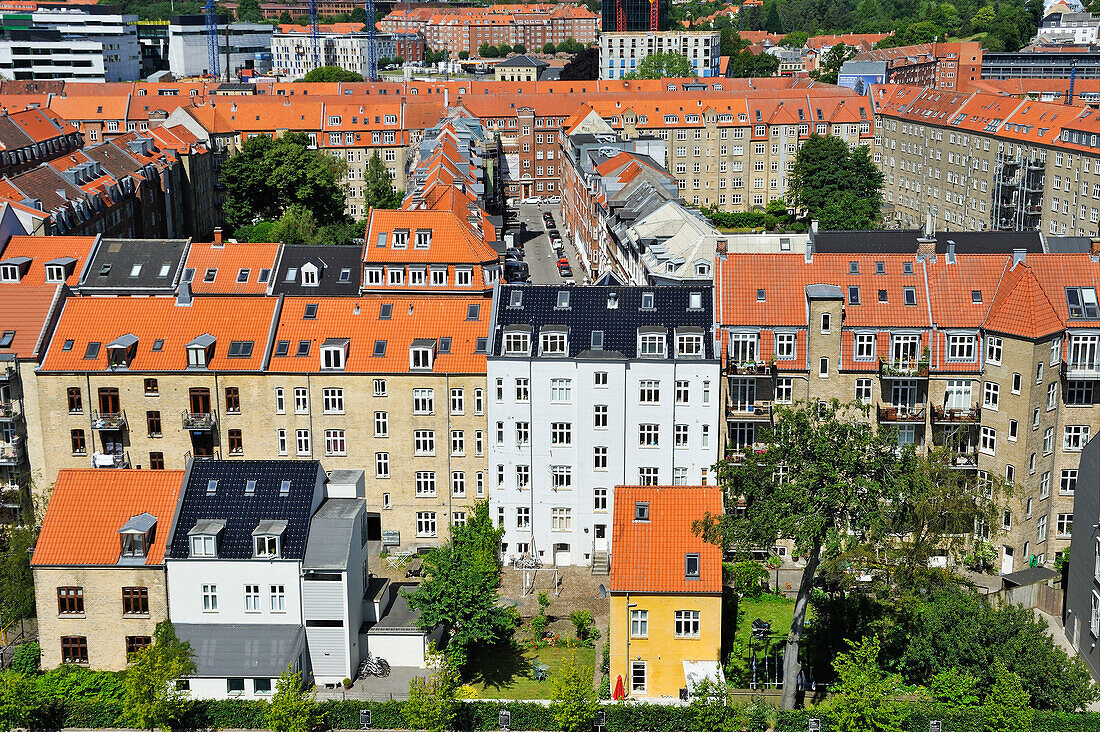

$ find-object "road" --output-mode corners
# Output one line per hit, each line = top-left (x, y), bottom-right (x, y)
(510, 202), (582, 285)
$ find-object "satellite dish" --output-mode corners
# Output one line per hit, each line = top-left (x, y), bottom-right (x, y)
(597, 583), (607, 599)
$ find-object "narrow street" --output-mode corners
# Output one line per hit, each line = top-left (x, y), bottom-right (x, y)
(510, 202), (581, 285)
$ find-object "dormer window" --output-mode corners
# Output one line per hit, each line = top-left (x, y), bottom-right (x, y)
(121, 532), (146, 558)
(607, 292), (619, 309)
(301, 264), (319, 286)
(0, 264), (19, 282)
(410, 341), (434, 370)
(504, 330), (530, 355)
(540, 330), (567, 356)
(556, 291), (570, 309)
(186, 334), (215, 368)
(415, 230), (431, 249)
(676, 331), (704, 357)
(455, 268), (472, 287)
(685, 553), (700, 579)
(591, 331), (604, 350)
(688, 292), (703, 310)
(641, 291), (655, 310)
(509, 290), (523, 308)
(106, 334), (138, 368)
(188, 519), (225, 557)
(45, 265), (66, 282)
(252, 521), (286, 558)
(634, 502), (649, 521)
(638, 329), (666, 358)
(392, 230), (409, 249)
(321, 339), (348, 370)
(118, 512), (156, 560)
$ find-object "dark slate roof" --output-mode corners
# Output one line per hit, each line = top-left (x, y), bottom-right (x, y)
(1046, 236), (1095, 254)
(303, 499), (361, 571)
(490, 284), (715, 360)
(168, 460), (323, 561)
(270, 244), (363, 296)
(496, 54), (548, 68)
(79, 238), (188, 292)
(812, 229), (1043, 254)
(1001, 565), (1060, 588)
(175, 623), (303, 677)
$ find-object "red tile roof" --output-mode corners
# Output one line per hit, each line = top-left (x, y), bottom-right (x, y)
(611, 486), (723, 594)
(0, 235), (98, 286)
(31, 469), (185, 566)
(268, 295), (490, 374)
(0, 283), (63, 359)
(364, 209), (498, 265)
(983, 261), (1065, 340)
(183, 240), (281, 294)
(40, 295), (279, 372)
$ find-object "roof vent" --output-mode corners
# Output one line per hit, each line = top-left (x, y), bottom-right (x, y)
(1012, 248), (1026, 266)
(176, 281), (193, 306)
(946, 242), (956, 264)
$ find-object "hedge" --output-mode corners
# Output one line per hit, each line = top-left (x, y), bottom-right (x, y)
(20, 697), (1100, 731)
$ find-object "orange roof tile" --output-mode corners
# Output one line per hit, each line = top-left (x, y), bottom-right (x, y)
(365, 209), (498, 265)
(183, 240), (281, 294)
(983, 262), (1065, 340)
(0, 235), (98, 286)
(611, 486), (724, 594)
(0, 283), (63, 359)
(32, 469), (184, 566)
(268, 295), (490, 374)
(40, 296), (279, 373)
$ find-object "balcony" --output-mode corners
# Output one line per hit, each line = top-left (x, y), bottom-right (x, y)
(726, 401), (772, 421)
(727, 361), (774, 377)
(91, 451), (130, 469)
(876, 404), (926, 422)
(0, 361), (13, 381)
(0, 401), (15, 420)
(90, 410), (126, 430)
(1062, 359), (1100, 380)
(948, 451), (978, 469)
(182, 410), (217, 431)
(932, 405), (980, 424)
(878, 357), (929, 378)
(0, 441), (22, 465)
(184, 449), (221, 465)
(727, 444), (766, 463)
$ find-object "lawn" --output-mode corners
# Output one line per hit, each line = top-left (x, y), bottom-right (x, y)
(726, 594), (806, 687)
(466, 643), (596, 700)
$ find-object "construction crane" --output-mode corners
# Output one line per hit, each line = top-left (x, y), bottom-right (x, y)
(309, 0), (321, 70)
(204, 0), (220, 80)
(615, 0), (624, 31)
(365, 0), (377, 80)
(650, 0), (659, 31)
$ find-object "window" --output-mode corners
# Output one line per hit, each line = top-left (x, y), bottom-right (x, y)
(58, 587), (84, 614)
(147, 410), (162, 437)
(67, 387), (82, 413)
(373, 379), (387, 396)
(324, 430), (346, 456)
(61, 637), (88, 664)
(980, 426), (996, 455)
(854, 333), (876, 361)
(675, 610), (701, 637)
(639, 333), (666, 357)
(1066, 287), (1100, 319)
(639, 380), (660, 403)
(375, 452), (389, 478)
(775, 332), (796, 360)
(293, 387), (309, 414)
(223, 387), (241, 414)
(202, 584), (218, 611)
(1037, 362), (1044, 384)
(1067, 382), (1094, 406)
(983, 382), (999, 410)
(415, 471), (436, 497)
(821, 313), (831, 333)
(631, 661), (647, 694)
(295, 429), (311, 455)
(322, 388), (343, 414)
(593, 487), (608, 511)
(411, 347), (432, 370)
(270, 585), (285, 611)
(947, 334), (976, 361)
(516, 465), (531, 489)
(372, 411), (388, 437)
(541, 331), (567, 355)
(144, 379), (158, 396)
(551, 466), (572, 490)
(515, 378), (530, 402)
(550, 422), (572, 446)
(228, 430), (243, 455)
(504, 331), (530, 355)
(550, 378), (572, 403)
(675, 381), (690, 405)
(244, 584), (261, 612)
(413, 388), (434, 414)
(277, 430), (287, 456)
(1062, 469), (1078, 495)
(451, 430), (465, 455)
(1093, 592), (1100, 636)
(414, 430), (435, 455)
(686, 553), (700, 578)
(1058, 513), (1073, 538)
(819, 357), (829, 377)
(775, 378), (793, 404)
(855, 379), (872, 405)
(125, 636), (151, 656)
(1044, 427), (1054, 454)
(677, 333), (703, 357)
(630, 610), (648, 638)
(451, 472), (465, 497)
(417, 512), (437, 537)
(1038, 515), (1048, 542)
(986, 336), (1003, 365)
(1048, 382), (1059, 410)
(1064, 425), (1091, 451)
(674, 424), (689, 448)
(594, 372), (608, 387)
(274, 388), (285, 414)
(638, 467), (659, 486)
(122, 587), (148, 615)
(450, 388), (464, 415)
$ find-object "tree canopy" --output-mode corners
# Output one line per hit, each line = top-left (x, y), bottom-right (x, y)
(558, 48), (599, 81)
(403, 501), (513, 671)
(266, 666), (320, 732)
(728, 49), (780, 78)
(0, 526), (36, 626)
(623, 51), (696, 79)
(220, 132), (346, 230)
(363, 151), (403, 210)
(122, 621), (196, 732)
(811, 42), (858, 84)
(299, 66), (364, 83)
(236, 0), (262, 22)
(786, 134), (883, 229)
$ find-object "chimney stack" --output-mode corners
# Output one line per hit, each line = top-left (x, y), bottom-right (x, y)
(1088, 237), (1100, 260)
(213, 227), (223, 246)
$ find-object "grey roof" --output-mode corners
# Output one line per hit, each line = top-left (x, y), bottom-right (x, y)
(1046, 236), (1096, 253)
(80, 238), (188, 293)
(270, 244), (362, 296)
(806, 284), (845, 299)
(253, 519), (288, 536)
(496, 54), (548, 68)
(1001, 566), (1060, 588)
(368, 593), (423, 633)
(119, 512), (157, 534)
(188, 518), (226, 536)
(186, 333), (215, 348)
(45, 256), (76, 267)
(812, 229), (1044, 254)
(107, 333), (139, 349)
(174, 623), (303, 677)
(303, 498), (362, 571)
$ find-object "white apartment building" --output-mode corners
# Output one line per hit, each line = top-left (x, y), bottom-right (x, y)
(0, 30), (106, 82)
(32, 6), (140, 82)
(600, 31), (721, 80)
(168, 15), (273, 79)
(487, 285), (721, 570)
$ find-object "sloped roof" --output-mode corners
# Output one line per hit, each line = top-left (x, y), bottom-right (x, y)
(0, 234), (98, 285)
(183, 240), (281, 295)
(0, 282), (63, 360)
(983, 262), (1066, 339)
(32, 469), (185, 566)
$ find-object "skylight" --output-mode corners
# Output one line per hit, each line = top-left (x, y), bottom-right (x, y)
(304, 303), (318, 319)
(373, 340), (387, 356)
(1066, 287), (1100, 319)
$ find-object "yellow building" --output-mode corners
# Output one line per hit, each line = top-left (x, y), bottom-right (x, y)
(609, 485), (725, 699)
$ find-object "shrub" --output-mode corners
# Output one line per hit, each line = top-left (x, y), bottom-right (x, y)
(570, 610), (595, 642)
(10, 643), (38, 674)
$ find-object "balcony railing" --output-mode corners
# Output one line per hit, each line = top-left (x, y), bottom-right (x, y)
(948, 451), (978, 469)
(878, 357), (929, 378)
(0, 401), (15, 420)
(90, 410), (126, 430)
(727, 401), (772, 420)
(0, 361), (13, 381)
(0, 441), (22, 465)
(727, 444), (766, 463)
(183, 449), (221, 465)
(91, 451), (129, 469)
(727, 361), (774, 377)
(932, 405), (981, 424)
(1062, 359), (1100, 380)
(182, 411), (217, 431)
(876, 404), (926, 422)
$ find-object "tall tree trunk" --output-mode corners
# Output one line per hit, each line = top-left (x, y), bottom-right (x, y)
(780, 542), (821, 710)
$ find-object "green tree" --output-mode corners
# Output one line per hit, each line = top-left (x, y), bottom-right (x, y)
(364, 151), (403, 210)
(695, 401), (919, 710)
(300, 65), (364, 82)
(0, 670), (39, 732)
(10, 643), (39, 675)
(0, 526), (37, 626)
(266, 665), (320, 732)
(512, 43), (527, 54)
(728, 50), (780, 78)
(479, 43), (500, 58)
(403, 648), (459, 732)
(220, 132), (346, 230)
(497, 43), (513, 56)
(982, 664), (1033, 732)
(624, 51), (696, 79)
(122, 621), (196, 732)
(786, 135), (883, 229)
(236, 0), (262, 22)
(278, 10), (293, 23)
(725, 561), (770, 598)
(348, 7), (367, 23)
(559, 47), (599, 80)
(688, 678), (742, 732)
(811, 42), (858, 84)
(929, 668), (981, 708)
(542, 42), (557, 54)
(763, 1), (784, 32)
(823, 637), (912, 732)
(458, 50), (470, 60)
(404, 501), (512, 671)
(550, 651), (598, 732)
(271, 205), (320, 246)
(780, 31), (809, 46)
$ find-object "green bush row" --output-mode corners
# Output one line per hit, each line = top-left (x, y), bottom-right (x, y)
(5, 697), (1096, 731)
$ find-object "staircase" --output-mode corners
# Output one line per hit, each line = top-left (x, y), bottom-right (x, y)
(591, 551), (609, 576)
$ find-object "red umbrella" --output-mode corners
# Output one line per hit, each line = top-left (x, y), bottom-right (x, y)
(613, 674), (625, 700)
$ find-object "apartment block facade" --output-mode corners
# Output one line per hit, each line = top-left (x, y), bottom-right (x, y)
(714, 247), (1100, 572)
(872, 84), (1100, 236)
(600, 31), (721, 80)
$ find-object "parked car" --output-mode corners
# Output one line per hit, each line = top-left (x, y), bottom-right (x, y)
(558, 263), (573, 277)
(504, 247), (524, 261)
(556, 256), (569, 268)
(505, 261), (530, 282)
(522, 196), (542, 204)
(544, 195), (561, 204)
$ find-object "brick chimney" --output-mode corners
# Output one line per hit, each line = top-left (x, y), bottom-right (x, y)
(1089, 237), (1100, 261)
(213, 227), (223, 246)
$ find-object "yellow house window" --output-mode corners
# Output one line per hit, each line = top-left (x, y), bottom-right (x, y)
(675, 610), (701, 637)
(630, 609), (648, 638)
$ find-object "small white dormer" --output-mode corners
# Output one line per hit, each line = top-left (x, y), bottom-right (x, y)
(301, 261), (321, 287)
(106, 334), (138, 369)
(410, 339), (435, 370)
(0, 256), (30, 282)
(118, 512), (156, 562)
(392, 230), (409, 249)
(44, 256), (76, 283)
(186, 334), (215, 368)
(188, 519), (225, 557)
(252, 520), (287, 559)
(414, 229), (431, 249)
(321, 338), (349, 370)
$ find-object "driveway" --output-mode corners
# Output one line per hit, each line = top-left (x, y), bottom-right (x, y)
(510, 202), (581, 285)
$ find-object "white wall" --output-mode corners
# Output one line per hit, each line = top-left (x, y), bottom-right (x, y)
(166, 559), (303, 624)
(32, 9), (140, 82)
(366, 632), (431, 668)
(186, 675), (278, 701)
